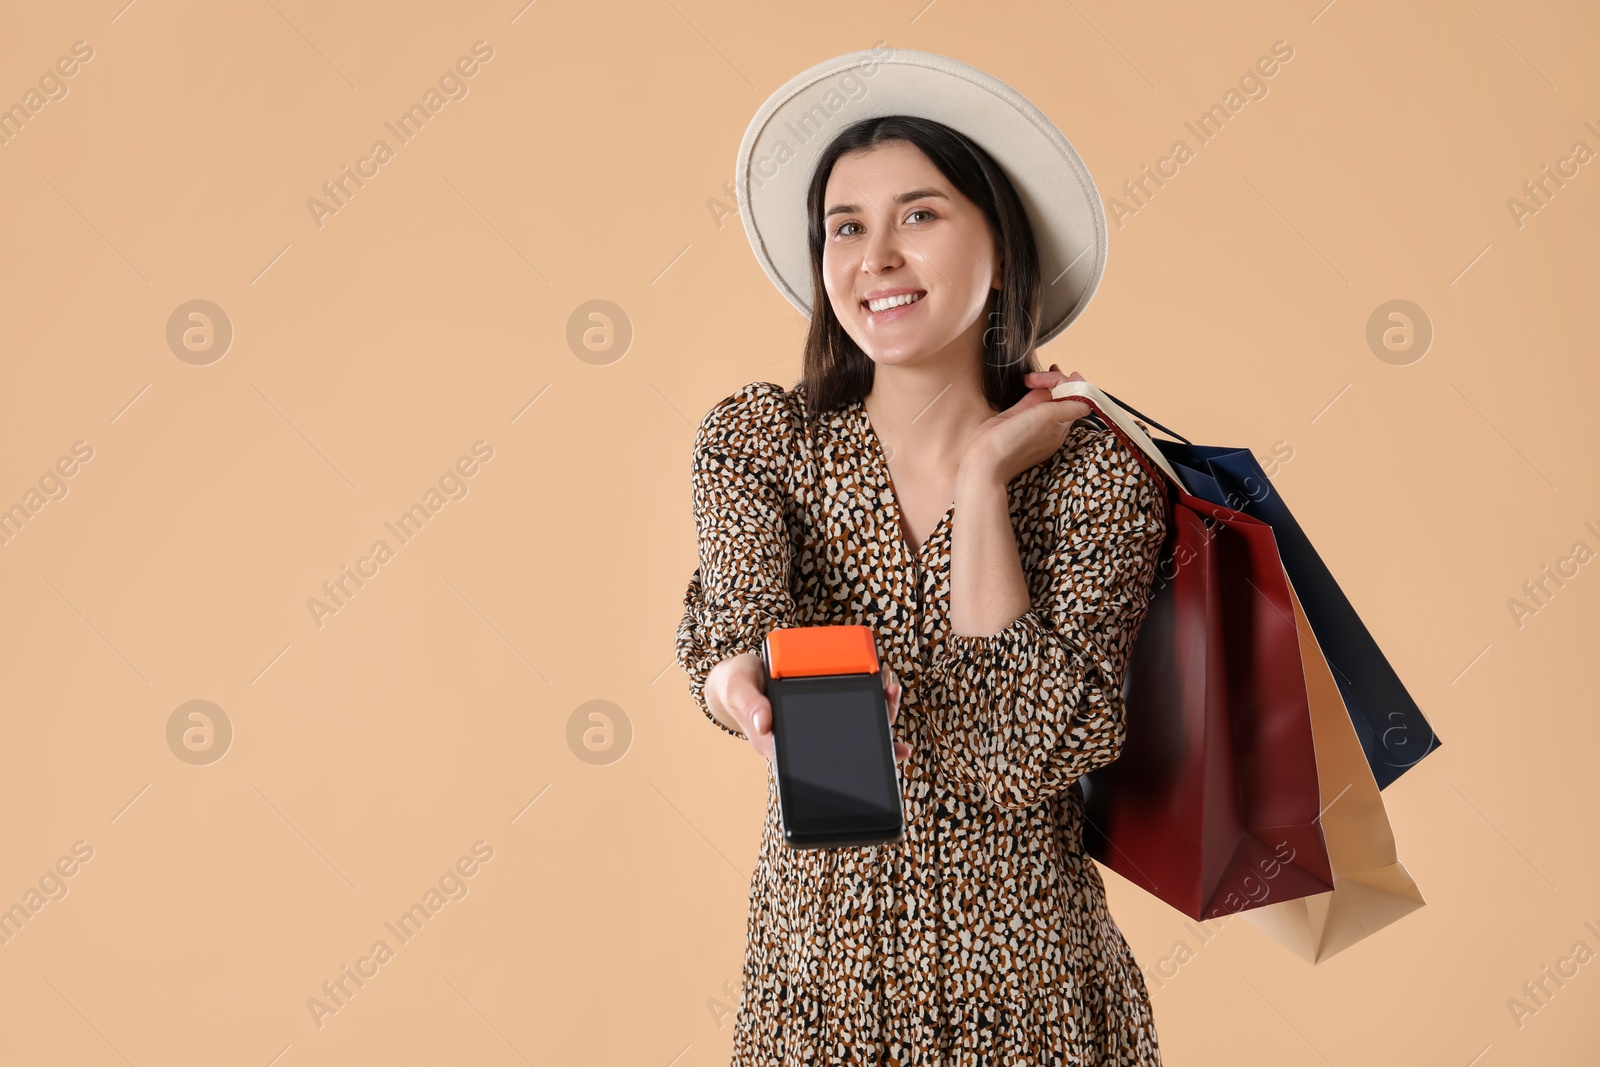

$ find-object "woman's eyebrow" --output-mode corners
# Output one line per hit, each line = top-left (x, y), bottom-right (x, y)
(824, 188), (949, 220)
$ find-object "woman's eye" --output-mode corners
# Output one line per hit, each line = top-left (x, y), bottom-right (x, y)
(832, 209), (935, 239)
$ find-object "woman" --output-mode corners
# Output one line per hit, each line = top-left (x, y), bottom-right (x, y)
(676, 56), (1169, 1067)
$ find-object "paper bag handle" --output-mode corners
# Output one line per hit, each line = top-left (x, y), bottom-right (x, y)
(1097, 389), (1191, 445)
(1050, 379), (1192, 496)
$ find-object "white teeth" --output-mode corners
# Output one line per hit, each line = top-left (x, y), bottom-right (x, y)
(866, 292), (924, 313)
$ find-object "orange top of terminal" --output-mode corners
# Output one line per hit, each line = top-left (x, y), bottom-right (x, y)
(765, 625), (880, 679)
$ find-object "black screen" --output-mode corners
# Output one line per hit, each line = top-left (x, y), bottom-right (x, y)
(773, 677), (901, 833)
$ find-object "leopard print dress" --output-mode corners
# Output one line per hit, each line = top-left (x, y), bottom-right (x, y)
(675, 379), (1169, 1066)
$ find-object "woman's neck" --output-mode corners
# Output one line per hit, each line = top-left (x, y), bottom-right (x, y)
(863, 364), (996, 470)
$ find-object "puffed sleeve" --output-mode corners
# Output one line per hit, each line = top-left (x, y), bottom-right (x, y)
(674, 381), (799, 739)
(923, 425), (1169, 810)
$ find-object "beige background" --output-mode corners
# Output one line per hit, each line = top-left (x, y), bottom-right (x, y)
(1, 0), (1596, 1064)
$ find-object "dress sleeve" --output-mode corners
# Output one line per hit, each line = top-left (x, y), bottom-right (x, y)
(673, 381), (798, 739)
(922, 426), (1170, 810)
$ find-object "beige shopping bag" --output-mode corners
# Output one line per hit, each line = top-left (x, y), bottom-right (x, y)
(1238, 579), (1426, 963)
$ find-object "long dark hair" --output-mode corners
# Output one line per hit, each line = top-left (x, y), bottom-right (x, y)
(797, 115), (1044, 421)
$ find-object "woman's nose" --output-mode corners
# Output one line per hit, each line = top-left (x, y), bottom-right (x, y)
(862, 224), (905, 273)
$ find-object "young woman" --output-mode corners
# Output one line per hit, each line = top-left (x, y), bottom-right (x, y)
(676, 62), (1169, 1066)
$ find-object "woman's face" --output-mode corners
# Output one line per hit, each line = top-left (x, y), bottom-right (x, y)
(820, 140), (1001, 370)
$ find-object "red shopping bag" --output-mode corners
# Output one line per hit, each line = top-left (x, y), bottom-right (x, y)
(1064, 383), (1335, 921)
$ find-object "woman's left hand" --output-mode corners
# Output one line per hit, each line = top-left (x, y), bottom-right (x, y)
(961, 365), (1091, 486)
(883, 664), (911, 763)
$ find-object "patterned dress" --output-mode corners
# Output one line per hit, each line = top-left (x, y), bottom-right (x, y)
(675, 379), (1169, 1065)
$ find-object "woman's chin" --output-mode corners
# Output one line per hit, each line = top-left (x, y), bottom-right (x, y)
(852, 322), (972, 369)
(855, 337), (936, 366)
(863, 351), (922, 371)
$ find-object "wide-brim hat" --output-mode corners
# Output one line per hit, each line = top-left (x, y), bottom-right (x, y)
(735, 46), (1108, 348)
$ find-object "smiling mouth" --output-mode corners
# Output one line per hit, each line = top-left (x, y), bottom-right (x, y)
(863, 291), (927, 314)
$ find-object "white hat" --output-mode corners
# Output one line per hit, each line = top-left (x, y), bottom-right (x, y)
(735, 45), (1108, 347)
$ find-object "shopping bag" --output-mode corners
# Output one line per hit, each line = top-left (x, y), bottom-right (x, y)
(1091, 389), (1441, 790)
(1057, 380), (1336, 922)
(1238, 580), (1427, 962)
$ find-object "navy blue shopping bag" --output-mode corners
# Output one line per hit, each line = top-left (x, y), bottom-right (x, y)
(1094, 391), (1442, 790)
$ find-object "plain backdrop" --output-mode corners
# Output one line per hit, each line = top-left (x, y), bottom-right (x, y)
(0, 1), (1595, 1064)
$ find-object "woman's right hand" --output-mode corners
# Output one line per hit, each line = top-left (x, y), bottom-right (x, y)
(708, 652), (779, 764)
(708, 653), (912, 767)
